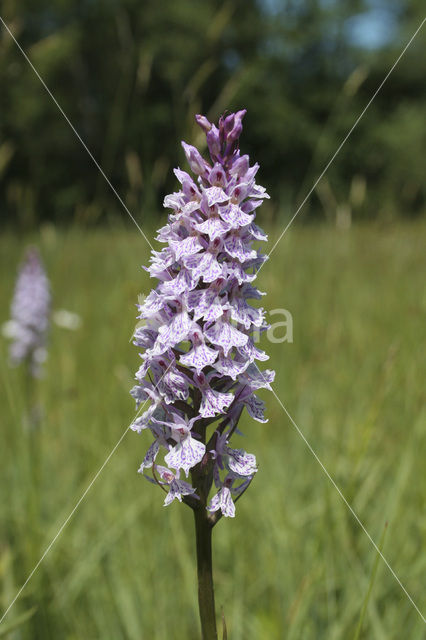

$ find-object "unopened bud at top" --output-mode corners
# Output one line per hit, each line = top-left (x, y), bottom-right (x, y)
(195, 114), (212, 133)
(181, 142), (209, 176)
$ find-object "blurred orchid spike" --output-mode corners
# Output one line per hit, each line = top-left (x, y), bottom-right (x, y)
(7, 247), (51, 377)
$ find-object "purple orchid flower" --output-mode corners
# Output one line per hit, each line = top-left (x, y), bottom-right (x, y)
(131, 110), (274, 517)
(6, 247), (51, 377)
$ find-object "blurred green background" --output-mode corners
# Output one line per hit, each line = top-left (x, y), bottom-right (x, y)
(1, 0), (426, 639)
(1, 225), (425, 639)
(0, 0), (426, 227)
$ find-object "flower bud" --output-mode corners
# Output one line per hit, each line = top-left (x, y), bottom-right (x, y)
(206, 126), (221, 159)
(195, 114), (212, 133)
(181, 142), (209, 176)
(227, 110), (246, 144)
(223, 113), (235, 136)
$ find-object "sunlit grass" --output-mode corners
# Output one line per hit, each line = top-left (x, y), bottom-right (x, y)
(1, 221), (425, 639)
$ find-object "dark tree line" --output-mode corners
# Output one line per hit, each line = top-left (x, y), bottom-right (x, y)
(0, 0), (425, 227)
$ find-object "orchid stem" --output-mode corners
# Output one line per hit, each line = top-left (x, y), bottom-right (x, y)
(193, 507), (217, 640)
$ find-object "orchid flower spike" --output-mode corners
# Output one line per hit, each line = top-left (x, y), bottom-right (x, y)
(131, 110), (274, 517)
(6, 247), (51, 378)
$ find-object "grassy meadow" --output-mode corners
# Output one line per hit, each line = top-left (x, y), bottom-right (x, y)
(0, 221), (425, 639)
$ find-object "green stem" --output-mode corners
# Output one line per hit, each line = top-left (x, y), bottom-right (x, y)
(193, 507), (217, 640)
(24, 367), (41, 560)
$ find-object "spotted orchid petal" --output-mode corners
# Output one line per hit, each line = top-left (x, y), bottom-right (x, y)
(207, 485), (235, 518)
(165, 435), (206, 477)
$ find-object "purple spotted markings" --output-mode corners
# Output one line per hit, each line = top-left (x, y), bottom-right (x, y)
(131, 110), (274, 518)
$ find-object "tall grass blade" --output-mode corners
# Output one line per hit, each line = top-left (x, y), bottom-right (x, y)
(221, 606), (228, 640)
(352, 522), (388, 640)
(0, 607), (37, 637)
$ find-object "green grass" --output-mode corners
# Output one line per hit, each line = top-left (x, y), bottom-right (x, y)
(0, 221), (425, 639)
